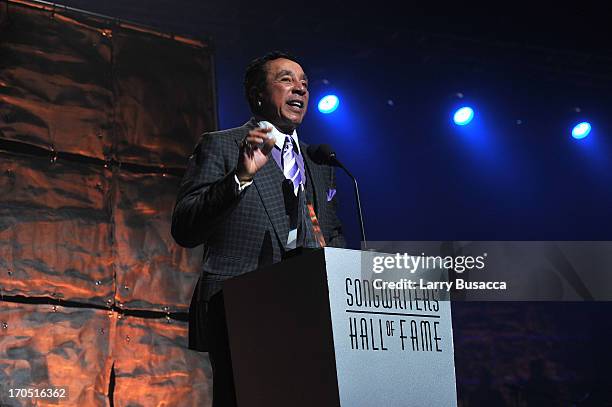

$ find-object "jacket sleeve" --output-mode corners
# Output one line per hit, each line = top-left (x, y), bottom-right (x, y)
(171, 133), (241, 248)
(326, 167), (347, 249)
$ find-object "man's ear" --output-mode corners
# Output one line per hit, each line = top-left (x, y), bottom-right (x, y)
(256, 88), (265, 104)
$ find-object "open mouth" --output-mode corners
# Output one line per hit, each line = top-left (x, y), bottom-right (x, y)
(287, 99), (304, 109)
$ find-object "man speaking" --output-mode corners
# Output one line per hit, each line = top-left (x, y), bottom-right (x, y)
(171, 51), (345, 406)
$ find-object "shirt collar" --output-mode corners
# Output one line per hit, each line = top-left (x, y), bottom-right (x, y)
(257, 120), (301, 155)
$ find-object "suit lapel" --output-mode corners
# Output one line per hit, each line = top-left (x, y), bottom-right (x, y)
(252, 158), (290, 249)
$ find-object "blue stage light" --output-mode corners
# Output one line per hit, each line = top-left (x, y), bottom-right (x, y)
(318, 95), (339, 114)
(453, 107), (474, 126)
(572, 122), (591, 139)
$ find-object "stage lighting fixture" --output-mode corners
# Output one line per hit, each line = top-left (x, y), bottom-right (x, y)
(571, 122), (591, 139)
(318, 95), (339, 114)
(453, 107), (474, 126)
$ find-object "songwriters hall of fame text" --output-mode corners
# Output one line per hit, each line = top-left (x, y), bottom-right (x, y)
(345, 278), (446, 353)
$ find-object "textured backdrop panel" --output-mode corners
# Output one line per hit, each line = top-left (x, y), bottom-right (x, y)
(112, 316), (212, 407)
(0, 1), (214, 404)
(113, 171), (202, 312)
(0, 151), (114, 306)
(0, 302), (113, 407)
(112, 29), (216, 167)
(0, 2), (113, 158)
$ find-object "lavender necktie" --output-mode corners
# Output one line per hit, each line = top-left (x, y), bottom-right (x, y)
(282, 136), (303, 195)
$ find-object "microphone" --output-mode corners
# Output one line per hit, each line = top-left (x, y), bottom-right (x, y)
(307, 144), (367, 249)
(308, 144), (337, 165)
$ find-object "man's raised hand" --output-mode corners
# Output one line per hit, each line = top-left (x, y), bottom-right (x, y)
(236, 127), (276, 181)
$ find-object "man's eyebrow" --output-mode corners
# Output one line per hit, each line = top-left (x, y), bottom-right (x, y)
(275, 70), (309, 82)
(275, 69), (294, 78)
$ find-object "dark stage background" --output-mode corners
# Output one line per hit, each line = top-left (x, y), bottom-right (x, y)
(2, 1), (612, 406)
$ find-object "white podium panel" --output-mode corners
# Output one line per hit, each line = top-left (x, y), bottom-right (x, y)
(224, 248), (457, 407)
(325, 248), (457, 407)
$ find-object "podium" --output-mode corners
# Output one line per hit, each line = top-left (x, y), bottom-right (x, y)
(223, 248), (457, 407)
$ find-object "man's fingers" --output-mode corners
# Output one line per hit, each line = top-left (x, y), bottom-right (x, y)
(246, 136), (266, 145)
(243, 128), (275, 151)
(240, 127), (275, 164)
(243, 127), (274, 148)
(248, 127), (273, 138)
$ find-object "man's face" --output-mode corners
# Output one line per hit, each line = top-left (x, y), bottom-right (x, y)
(258, 58), (309, 133)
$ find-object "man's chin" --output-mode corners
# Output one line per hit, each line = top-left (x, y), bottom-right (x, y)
(264, 114), (304, 133)
(274, 117), (303, 132)
(286, 115), (305, 127)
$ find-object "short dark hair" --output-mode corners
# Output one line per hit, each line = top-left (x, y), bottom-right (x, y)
(244, 51), (301, 113)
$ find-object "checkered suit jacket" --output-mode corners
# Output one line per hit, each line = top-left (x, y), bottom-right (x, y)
(171, 118), (345, 350)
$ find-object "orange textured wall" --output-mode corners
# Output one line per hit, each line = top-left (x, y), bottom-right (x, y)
(0, 1), (215, 405)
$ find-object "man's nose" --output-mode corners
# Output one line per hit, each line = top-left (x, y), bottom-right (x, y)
(292, 82), (306, 95)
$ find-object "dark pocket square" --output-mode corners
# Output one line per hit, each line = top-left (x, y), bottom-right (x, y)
(327, 188), (337, 201)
